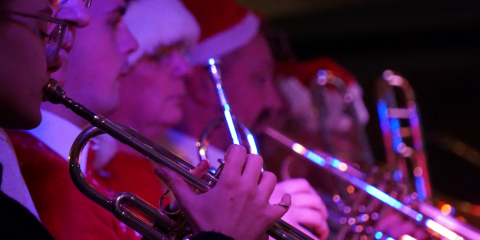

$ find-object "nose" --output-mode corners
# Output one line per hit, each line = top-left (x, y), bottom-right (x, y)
(119, 21), (139, 57)
(170, 51), (192, 78)
(54, 0), (91, 28)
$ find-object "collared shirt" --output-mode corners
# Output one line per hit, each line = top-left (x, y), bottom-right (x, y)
(160, 129), (223, 169)
(27, 109), (89, 174)
(0, 128), (39, 219)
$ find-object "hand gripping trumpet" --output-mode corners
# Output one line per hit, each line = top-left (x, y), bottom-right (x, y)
(42, 78), (313, 240)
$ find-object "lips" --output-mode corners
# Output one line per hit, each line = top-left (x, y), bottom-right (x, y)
(61, 27), (74, 53)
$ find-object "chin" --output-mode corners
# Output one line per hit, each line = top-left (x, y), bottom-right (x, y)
(1, 109), (42, 130)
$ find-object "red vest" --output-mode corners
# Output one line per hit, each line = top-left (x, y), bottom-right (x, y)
(90, 151), (171, 208)
(7, 130), (141, 240)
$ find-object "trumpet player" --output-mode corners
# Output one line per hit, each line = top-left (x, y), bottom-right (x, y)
(0, 0), (90, 237)
(158, 0), (330, 239)
(7, 0), (142, 238)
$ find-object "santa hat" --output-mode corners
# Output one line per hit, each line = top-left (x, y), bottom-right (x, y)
(276, 58), (369, 130)
(276, 58), (357, 87)
(124, 0), (201, 65)
(182, 0), (261, 65)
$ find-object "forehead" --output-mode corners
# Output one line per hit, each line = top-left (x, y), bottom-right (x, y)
(224, 36), (274, 75)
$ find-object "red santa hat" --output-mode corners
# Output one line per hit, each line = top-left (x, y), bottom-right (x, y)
(182, 0), (261, 65)
(276, 58), (357, 87)
(124, 0), (201, 65)
(276, 58), (369, 130)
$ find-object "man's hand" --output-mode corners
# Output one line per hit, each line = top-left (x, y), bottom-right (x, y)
(269, 178), (329, 240)
(376, 209), (428, 239)
(155, 145), (291, 240)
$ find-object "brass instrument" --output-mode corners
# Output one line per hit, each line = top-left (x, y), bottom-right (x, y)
(264, 127), (480, 240)
(314, 69), (374, 166)
(43, 79), (313, 240)
(264, 69), (480, 239)
(376, 70), (431, 202)
(198, 58), (259, 163)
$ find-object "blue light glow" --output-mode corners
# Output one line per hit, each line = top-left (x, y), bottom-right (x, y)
(331, 159), (340, 168)
(416, 214), (423, 222)
(415, 177), (427, 202)
(375, 231), (383, 239)
(359, 214), (368, 222)
(377, 100), (389, 131)
(224, 110), (240, 145)
(306, 151), (326, 166)
(393, 170), (403, 182)
(390, 118), (402, 153)
(386, 238), (394, 240)
(366, 186), (403, 210)
(208, 58), (215, 65)
(246, 133), (258, 154)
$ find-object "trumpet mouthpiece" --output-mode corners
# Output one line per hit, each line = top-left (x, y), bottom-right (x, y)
(42, 78), (66, 104)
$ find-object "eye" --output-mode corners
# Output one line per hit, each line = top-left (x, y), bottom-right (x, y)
(107, 15), (122, 28)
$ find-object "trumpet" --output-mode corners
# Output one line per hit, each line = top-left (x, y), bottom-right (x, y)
(198, 58), (259, 163)
(42, 78), (313, 240)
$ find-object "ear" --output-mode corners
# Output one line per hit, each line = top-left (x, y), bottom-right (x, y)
(186, 66), (217, 107)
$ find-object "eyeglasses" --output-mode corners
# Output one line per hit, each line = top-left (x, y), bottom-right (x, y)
(0, 11), (67, 64)
(52, 0), (92, 8)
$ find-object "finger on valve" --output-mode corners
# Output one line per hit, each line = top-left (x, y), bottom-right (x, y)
(154, 145), (289, 240)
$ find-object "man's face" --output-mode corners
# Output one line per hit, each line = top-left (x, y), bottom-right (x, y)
(0, 0), (59, 129)
(221, 33), (281, 132)
(64, 0), (138, 115)
(114, 50), (189, 140)
(50, 0), (91, 85)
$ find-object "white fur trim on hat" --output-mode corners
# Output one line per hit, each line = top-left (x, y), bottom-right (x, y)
(187, 12), (260, 66)
(124, 0), (201, 65)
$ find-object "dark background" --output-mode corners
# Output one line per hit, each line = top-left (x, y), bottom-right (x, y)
(240, 0), (480, 204)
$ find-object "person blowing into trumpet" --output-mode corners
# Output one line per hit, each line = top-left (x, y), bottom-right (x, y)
(1, 0), (94, 237)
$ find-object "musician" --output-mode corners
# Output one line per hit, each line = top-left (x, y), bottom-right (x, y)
(89, 0), (199, 208)
(7, 0), (141, 239)
(0, 0), (87, 238)
(160, 0), (329, 239)
(273, 59), (429, 239)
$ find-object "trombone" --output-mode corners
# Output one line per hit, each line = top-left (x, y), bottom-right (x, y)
(264, 69), (480, 239)
(43, 78), (313, 240)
